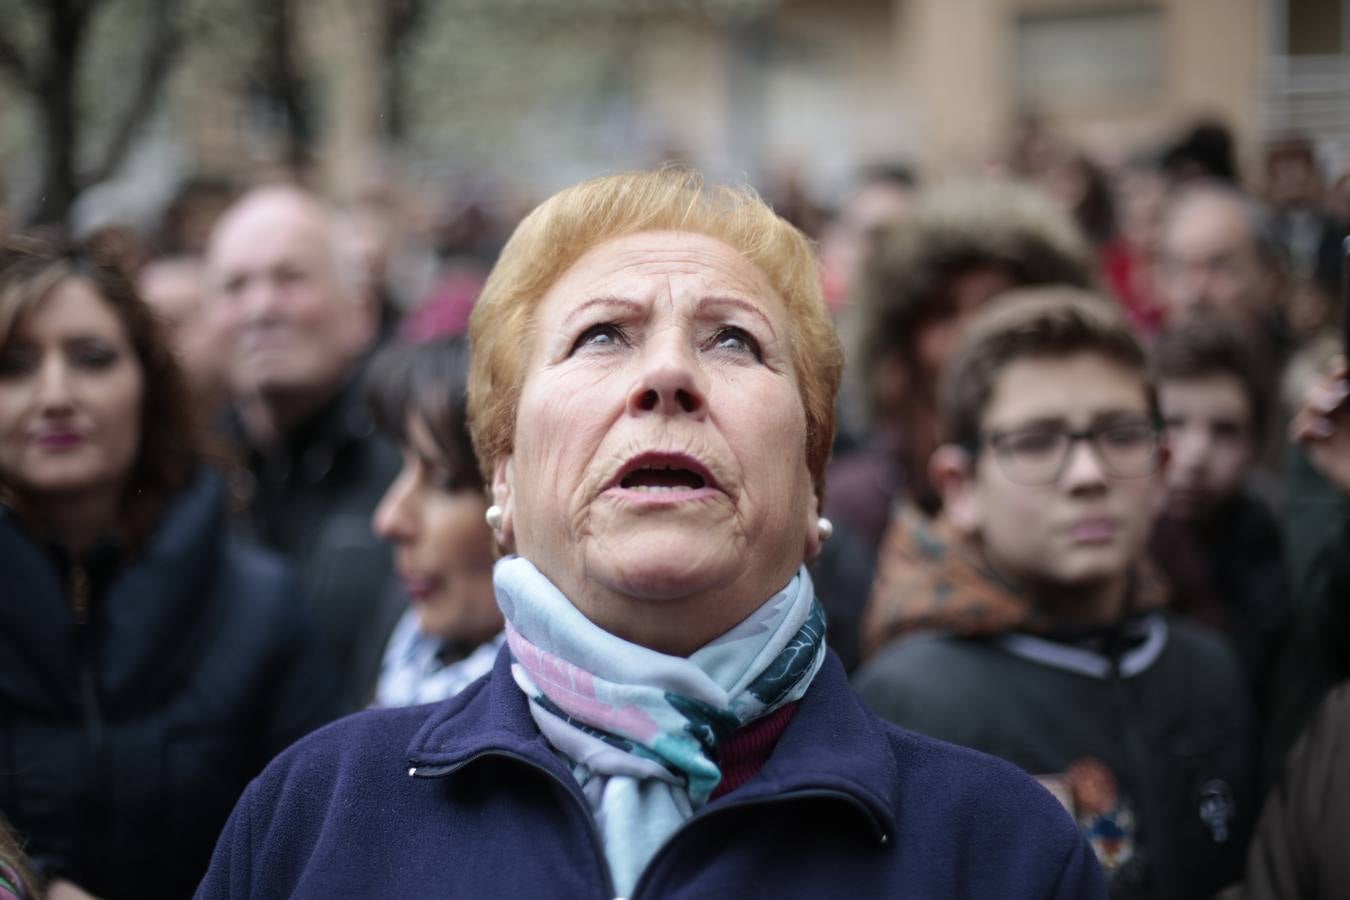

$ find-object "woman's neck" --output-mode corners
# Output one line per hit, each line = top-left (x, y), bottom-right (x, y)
(23, 487), (123, 559)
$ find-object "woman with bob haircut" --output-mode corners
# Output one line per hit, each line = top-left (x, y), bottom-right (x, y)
(0, 235), (334, 900)
(196, 169), (1105, 899)
(365, 336), (504, 707)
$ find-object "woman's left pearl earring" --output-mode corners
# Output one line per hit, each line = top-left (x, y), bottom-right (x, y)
(817, 517), (834, 543)
(485, 505), (504, 530)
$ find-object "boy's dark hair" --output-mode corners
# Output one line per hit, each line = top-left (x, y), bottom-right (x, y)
(938, 287), (1155, 449)
(1150, 317), (1274, 446)
(366, 336), (482, 493)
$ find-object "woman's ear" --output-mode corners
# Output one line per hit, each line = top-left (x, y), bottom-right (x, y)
(490, 457), (516, 552)
(929, 444), (980, 536)
(802, 490), (823, 564)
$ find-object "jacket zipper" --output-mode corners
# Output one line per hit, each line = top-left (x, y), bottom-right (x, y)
(410, 751), (617, 899)
(629, 788), (890, 899)
(70, 561), (108, 884)
(412, 757), (887, 900)
(69, 562), (90, 625)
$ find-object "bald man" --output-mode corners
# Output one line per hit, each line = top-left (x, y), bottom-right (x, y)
(207, 185), (402, 713)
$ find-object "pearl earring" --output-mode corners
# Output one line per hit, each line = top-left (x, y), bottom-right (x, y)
(485, 505), (504, 530)
(817, 516), (834, 543)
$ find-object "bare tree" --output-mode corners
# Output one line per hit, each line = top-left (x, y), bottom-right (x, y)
(0, 0), (188, 225)
(251, 0), (313, 173)
(380, 0), (424, 144)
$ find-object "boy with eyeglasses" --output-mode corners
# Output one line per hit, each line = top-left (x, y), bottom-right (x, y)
(855, 288), (1252, 900)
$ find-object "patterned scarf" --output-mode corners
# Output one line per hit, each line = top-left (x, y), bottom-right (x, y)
(373, 608), (504, 708)
(862, 503), (1168, 658)
(494, 556), (826, 898)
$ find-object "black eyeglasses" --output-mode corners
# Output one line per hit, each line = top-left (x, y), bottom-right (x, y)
(974, 419), (1162, 486)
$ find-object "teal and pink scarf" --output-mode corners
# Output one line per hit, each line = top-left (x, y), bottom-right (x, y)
(494, 556), (826, 898)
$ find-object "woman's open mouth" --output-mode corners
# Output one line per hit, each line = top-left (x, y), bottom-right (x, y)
(620, 466), (706, 492)
(610, 452), (721, 500)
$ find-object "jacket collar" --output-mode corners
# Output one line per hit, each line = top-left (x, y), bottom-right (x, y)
(406, 646), (900, 842)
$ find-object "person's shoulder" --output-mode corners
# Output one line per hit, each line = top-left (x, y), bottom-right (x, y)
(1156, 615), (1250, 708)
(221, 538), (298, 593)
(854, 633), (996, 696)
(880, 715), (1053, 808)
(251, 702), (438, 801)
(1296, 680), (1350, 759)
(874, 717), (1103, 893)
(212, 538), (306, 629)
(1164, 615), (1245, 674)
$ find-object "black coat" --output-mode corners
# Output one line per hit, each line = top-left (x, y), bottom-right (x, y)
(1246, 681), (1350, 899)
(228, 364), (402, 713)
(0, 471), (337, 899)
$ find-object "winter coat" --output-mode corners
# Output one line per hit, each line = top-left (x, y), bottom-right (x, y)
(0, 470), (336, 900)
(1265, 447), (1350, 779)
(1246, 681), (1350, 899)
(228, 363), (403, 713)
(196, 648), (1106, 899)
(854, 507), (1253, 899)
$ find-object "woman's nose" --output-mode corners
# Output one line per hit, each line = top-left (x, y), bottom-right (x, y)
(627, 336), (707, 419)
(36, 357), (75, 413)
(372, 471), (418, 542)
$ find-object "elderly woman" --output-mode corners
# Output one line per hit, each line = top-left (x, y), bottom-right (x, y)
(196, 170), (1104, 899)
(0, 236), (334, 900)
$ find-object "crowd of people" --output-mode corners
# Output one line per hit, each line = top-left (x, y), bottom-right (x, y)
(0, 116), (1346, 899)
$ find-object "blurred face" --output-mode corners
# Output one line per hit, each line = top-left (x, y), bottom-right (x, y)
(1156, 194), (1274, 328)
(207, 193), (371, 402)
(493, 231), (818, 656)
(373, 415), (500, 643)
(140, 259), (231, 399)
(913, 267), (1017, 391)
(953, 353), (1163, 596)
(1116, 168), (1168, 254)
(1160, 374), (1255, 520)
(819, 181), (911, 308)
(0, 278), (143, 505)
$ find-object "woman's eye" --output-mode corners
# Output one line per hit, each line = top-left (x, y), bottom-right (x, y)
(0, 346), (38, 378)
(710, 326), (761, 359)
(72, 347), (118, 370)
(572, 323), (626, 352)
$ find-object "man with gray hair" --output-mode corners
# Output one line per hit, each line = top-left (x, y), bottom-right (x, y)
(1155, 182), (1287, 356)
(206, 184), (402, 712)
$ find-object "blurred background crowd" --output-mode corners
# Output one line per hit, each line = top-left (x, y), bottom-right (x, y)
(1, 0), (1350, 898)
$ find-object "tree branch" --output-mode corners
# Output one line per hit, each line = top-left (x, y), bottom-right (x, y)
(0, 29), (34, 88)
(84, 0), (184, 186)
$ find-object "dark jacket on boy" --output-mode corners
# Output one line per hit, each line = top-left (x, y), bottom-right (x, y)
(855, 507), (1254, 900)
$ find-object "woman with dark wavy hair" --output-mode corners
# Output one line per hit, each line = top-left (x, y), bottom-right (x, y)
(0, 235), (334, 900)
